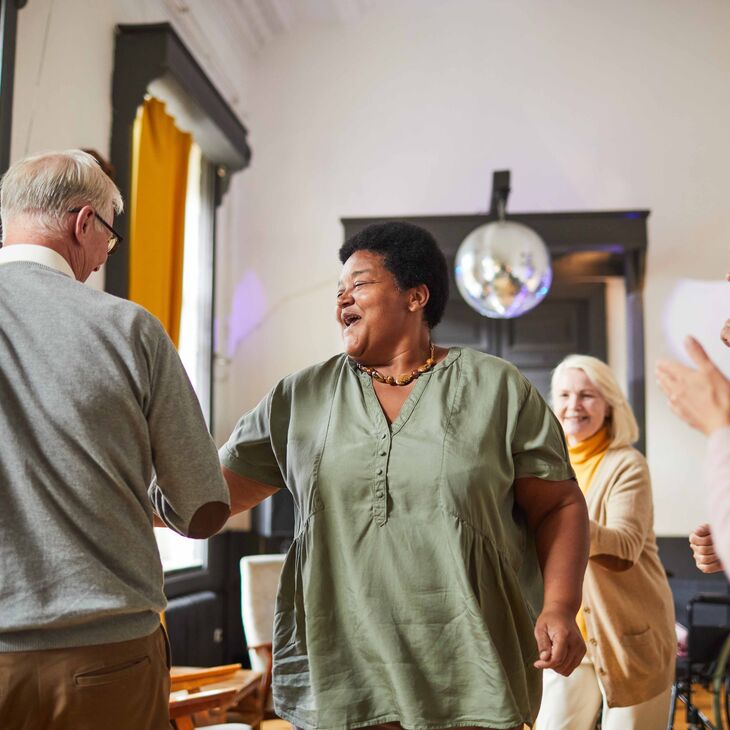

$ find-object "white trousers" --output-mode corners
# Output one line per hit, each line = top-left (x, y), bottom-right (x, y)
(536, 660), (672, 730)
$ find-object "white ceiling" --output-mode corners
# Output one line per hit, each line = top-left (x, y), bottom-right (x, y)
(157, 0), (386, 115)
(166, 0), (383, 57)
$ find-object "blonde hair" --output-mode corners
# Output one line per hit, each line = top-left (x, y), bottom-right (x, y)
(0, 149), (123, 239)
(551, 354), (639, 449)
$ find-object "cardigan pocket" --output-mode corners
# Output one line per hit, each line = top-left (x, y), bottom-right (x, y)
(617, 626), (657, 678)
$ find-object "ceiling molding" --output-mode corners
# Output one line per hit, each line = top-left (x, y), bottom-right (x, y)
(181, 0), (389, 58)
(162, 0), (250, 109)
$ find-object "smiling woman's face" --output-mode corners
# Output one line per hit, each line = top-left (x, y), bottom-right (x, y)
(553, 367), (610, 445)
(336, 250), (417, 364)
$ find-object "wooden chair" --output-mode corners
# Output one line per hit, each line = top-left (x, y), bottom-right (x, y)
(240, 554), (286, 718)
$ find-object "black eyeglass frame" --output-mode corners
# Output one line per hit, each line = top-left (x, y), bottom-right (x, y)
(68, 207), (124, 255)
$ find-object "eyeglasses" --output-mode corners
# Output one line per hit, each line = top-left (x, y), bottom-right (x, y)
(68, 208), (124, 255)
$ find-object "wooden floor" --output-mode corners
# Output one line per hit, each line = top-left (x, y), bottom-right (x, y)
(671, 684), (725, 730)
(260, 688), (725, 730)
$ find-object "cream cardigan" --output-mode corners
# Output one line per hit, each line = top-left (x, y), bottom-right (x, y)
(581, 446), (676, 707)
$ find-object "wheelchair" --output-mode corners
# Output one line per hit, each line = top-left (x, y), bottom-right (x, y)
(668, 593), (730, 730)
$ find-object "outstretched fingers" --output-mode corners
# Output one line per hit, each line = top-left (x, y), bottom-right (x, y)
(684, 336), (718, 373)
(656, 359), (688, 391)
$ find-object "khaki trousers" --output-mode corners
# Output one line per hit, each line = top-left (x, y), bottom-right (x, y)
(0, 626), (172, 730)
(537, 660), (672, 730)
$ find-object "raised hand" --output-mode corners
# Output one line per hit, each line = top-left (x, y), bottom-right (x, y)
(656, 337), (730, 435)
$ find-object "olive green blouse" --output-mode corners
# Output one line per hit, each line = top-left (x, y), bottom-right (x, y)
(221, 347), (574, 730)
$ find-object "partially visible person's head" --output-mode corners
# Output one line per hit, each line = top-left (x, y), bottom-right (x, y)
(551, 354), (639, 448)
(0, 149), (122, 241)
(338, 221), (449, 329)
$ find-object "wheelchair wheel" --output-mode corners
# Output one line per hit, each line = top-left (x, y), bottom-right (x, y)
(711, 632), (730, 729)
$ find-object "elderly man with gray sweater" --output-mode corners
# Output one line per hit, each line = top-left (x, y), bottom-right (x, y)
(0, 150), (230, 729)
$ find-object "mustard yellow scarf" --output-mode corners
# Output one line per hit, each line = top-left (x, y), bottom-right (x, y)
(569, 426), (611, 641)
(568, 426), (612, 498)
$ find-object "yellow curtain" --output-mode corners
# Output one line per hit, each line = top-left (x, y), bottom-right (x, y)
(129, 97), (192, 347)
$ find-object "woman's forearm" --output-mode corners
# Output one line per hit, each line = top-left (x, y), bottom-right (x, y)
(515, 477), (589, 674)
(536, 499), (590, 613)
(515, 477), (589, 613)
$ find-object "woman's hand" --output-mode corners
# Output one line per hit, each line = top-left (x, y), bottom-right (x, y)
(533, 604), (586, 675)
(656, 337), (730, 435)
(689, 523), (724, 574)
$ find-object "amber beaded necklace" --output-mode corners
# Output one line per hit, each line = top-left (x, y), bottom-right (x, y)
(354, 343), (436, 386)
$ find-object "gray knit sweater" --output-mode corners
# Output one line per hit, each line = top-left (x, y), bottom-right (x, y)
(0, 261), (229, 651)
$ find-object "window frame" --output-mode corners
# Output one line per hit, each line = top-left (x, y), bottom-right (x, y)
(108, 24), (251, 577)
(163, 533), (226, 599)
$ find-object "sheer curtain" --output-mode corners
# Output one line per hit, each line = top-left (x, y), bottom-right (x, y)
(130, 99), (217, 573)
(178, 142), (215, 423)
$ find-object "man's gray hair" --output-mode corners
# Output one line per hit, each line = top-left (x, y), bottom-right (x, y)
(0, 149), (123, 239)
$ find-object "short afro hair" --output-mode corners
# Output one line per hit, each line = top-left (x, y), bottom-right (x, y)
(339, 221), (449, 329)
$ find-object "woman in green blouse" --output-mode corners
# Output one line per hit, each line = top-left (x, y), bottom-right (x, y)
(221, 221), (589, 730)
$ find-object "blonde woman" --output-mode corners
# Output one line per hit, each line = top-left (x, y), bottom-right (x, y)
(537, 355), (675, 730)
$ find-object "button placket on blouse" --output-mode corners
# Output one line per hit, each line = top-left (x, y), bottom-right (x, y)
(373, 431), (390, 526)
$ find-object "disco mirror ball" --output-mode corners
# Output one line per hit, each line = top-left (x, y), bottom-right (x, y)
(454, 221), (552, 319)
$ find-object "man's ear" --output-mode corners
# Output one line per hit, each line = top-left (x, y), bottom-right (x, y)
(73, 206), (95, 241)
(408, 284), (430, 312)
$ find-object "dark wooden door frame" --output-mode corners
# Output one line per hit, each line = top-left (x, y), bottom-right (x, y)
(107, 22), (252, 429)
(107, 22), (251, 299)
(342, 211), (649, 453)
(0, 0), (28, 178)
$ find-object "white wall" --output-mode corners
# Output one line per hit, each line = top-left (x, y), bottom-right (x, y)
(11, 0), (730, 535)
(10, 0), (255, 288)
(213, 0), (730, 535)
(11, 0), (254, 160)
